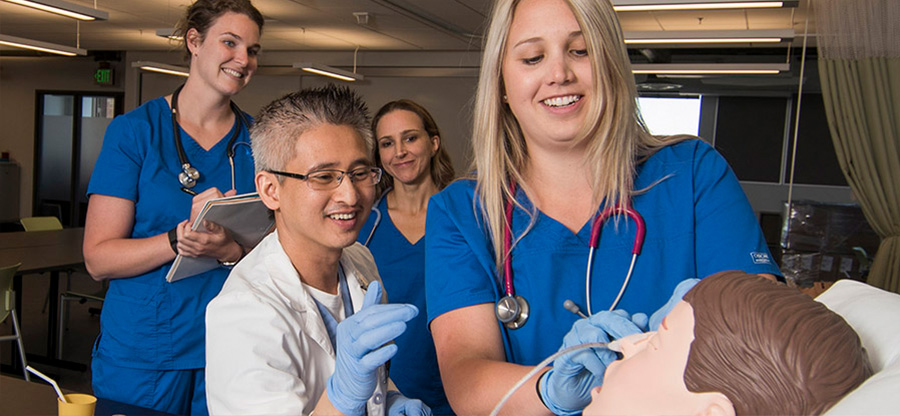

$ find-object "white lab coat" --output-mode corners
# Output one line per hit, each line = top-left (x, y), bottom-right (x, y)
(205, 231), (383, 415)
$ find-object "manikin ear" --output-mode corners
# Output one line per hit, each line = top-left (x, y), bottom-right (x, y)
(693, 392), (736, 416)
(256, 171), (281, 212)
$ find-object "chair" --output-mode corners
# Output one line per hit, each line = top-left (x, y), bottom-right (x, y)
(19, 216), (63, 231)
(57, 291), (104, 359)
(19, 216), (68, 314)
(0, 263), (30, 381)
(19, 216), (104, 359)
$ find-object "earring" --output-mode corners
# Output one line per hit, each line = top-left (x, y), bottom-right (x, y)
(503, 95), (508, 102)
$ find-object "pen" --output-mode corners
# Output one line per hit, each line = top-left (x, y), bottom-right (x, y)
(181, 187), (198, 196)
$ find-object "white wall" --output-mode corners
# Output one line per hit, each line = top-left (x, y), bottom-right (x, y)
(0, 56), (126, 219)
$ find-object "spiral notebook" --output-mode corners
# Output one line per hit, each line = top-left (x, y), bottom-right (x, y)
(165, 192), (274, 283)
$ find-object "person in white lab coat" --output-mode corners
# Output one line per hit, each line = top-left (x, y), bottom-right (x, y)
(205, 85), (432, 416)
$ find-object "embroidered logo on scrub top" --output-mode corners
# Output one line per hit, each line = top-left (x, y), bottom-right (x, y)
(750, 252), (772, 265)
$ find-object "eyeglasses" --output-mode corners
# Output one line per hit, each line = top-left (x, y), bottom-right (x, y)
(268, 166), (383, 190)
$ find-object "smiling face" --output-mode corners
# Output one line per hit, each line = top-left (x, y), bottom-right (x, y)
(501, 0), (593, 152)
(260, 123), (376, 257)
(187, 11), (261, 98)
(375, 109), (439, 186)
(585, 301), (734, 416)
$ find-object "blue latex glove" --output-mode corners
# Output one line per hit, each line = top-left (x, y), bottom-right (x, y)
(539, 310), (643, 415)
(327, 281), (418, 416)
(386, 391), (432, 416)
(630, 312), (649, 332)
(648, 278), (700, 331)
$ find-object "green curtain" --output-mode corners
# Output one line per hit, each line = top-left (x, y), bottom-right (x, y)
(819, 57), (900, 293)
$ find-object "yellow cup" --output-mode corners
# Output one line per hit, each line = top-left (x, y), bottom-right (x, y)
(58, 393), (97, 416)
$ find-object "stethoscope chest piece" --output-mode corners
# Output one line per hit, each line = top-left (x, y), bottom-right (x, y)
(495, 295), (529, 329)
(179, 164), (200, 188)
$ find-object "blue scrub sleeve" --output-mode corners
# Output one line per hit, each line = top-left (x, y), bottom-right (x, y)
(424, 189), (499, 326)
(88, 115), (146, 201)
(691, 143), (780, 277)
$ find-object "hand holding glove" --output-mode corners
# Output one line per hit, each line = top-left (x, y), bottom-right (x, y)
(386, 391), (432, 416)
(539, 310), (643, 415)
(327, 281), (418, 416)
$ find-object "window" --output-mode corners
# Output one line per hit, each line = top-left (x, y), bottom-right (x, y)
(713, 96), (787, 183)
(637, 96), (701, 136)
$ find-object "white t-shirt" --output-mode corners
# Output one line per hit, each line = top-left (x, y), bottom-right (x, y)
(205, 231), (382, 415)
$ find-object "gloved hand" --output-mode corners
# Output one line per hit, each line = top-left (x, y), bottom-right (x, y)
(648, 278), (700, 331)
(386, 391), (432, 416)
(327, 281), (418, 416)
(630, 312), (649, 332)
(539, 310), (643, 415)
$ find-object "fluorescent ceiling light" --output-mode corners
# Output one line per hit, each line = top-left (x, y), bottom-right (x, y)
(3, 0), (108, 21)
(0, 33), (85, 56)
(132, 61), (190, 77)
(613, 1), (796, 12)
(625, 29), (793, 45)
(632, 63), (790, 75)
(155, 28), (183, 41)
(293, 63), (363, 82)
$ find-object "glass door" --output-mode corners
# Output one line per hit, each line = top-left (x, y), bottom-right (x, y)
(35, 92), (122, 226)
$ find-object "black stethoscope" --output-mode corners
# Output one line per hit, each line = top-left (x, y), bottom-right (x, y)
(494, 181), (646, 329)
(170, 84), (251, 194)
(362, 189), (391, 247)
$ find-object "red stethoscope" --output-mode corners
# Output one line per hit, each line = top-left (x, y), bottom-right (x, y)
(495, 182), (646, 329)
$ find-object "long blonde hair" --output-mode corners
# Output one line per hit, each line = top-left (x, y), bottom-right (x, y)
(472, 0), (683, 272)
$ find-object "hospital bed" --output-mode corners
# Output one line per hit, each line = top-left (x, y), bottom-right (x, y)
(818, 280), (900, 415)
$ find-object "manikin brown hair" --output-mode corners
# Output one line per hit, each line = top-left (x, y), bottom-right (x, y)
(683, 271), (872, 415)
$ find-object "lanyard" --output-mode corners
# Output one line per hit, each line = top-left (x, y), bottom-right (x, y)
(312, 265), (354, 351)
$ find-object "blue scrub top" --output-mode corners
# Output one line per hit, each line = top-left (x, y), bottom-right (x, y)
(87, 96), (255, 370)
(425, 139), (781, 366)
(359, 194), (453, 415)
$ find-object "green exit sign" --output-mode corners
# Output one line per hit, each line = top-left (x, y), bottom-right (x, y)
(94, 68), (114, 85)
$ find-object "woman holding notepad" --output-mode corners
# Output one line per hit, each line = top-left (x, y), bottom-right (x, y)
(82, 1), (262, 414)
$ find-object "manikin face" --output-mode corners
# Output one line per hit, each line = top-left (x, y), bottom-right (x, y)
(375, 109), (439, 186)
(187, 12), (261, 97)
(262, 123), (376, 256)
(584, 301), (734, 416)
(501, 0), (594, 153)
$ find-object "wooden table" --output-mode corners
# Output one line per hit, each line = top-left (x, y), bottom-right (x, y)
(0, 375), (174, 416)
(0, 228), (85, 369)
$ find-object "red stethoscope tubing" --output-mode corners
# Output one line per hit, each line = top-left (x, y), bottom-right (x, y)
(502, 181), (646, 315)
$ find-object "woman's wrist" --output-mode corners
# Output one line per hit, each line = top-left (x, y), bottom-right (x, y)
(217, 240), (244, 266)
(167, 226), (179, 254)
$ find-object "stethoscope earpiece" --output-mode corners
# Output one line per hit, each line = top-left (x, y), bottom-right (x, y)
(495, 295), (529, 329)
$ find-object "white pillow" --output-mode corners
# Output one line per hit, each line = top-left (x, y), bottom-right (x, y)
(816, 279), (900, 415)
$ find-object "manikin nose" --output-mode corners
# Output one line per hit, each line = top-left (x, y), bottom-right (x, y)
(608, 332), (654, 358)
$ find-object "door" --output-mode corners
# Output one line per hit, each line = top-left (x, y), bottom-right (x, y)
(34, 92), (123, 226)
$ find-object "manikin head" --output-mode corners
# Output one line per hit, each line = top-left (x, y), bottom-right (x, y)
(585, 271), (872, 415)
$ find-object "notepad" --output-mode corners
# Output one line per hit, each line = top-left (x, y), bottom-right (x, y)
(165, 192), (274, 283)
